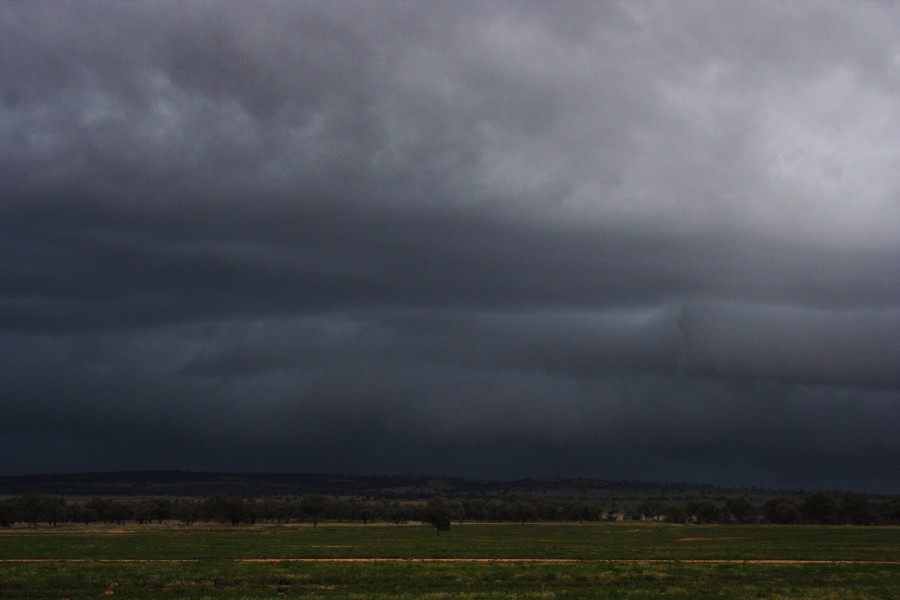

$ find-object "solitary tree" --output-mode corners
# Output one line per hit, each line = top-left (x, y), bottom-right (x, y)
(426, 497), (452, 535)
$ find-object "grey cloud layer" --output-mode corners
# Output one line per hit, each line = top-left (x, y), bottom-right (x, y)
(1, 1), (898, 490)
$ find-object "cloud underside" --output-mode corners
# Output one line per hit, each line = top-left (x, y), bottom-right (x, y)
(1, 1), (898, 490)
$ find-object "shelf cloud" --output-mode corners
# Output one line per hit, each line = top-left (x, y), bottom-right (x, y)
(1, 1), (898, 491)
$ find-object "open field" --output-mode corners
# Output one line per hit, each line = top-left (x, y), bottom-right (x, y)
(1, 522), (898, 598)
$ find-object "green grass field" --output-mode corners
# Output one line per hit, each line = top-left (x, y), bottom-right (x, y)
(1, 522), (898, 599)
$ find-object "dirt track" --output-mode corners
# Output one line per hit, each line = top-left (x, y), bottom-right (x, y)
(2, 558), (899, 565)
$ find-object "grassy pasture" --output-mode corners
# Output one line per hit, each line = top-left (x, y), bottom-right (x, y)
(1, 522), (898, 599)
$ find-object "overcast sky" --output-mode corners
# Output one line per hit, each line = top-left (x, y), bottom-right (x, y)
(2, 1), (898, 492)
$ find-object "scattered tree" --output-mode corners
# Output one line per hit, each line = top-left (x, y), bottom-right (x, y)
(567, 502), (596, 523)
(725, 496), (753, 524)
(0, 501), (14, 527)
(801, 492), (837, 525)
(300, 494), (332, 527)
(663, 503), (688, 524)
(687, 500), (722, 524)
(638, 501), (663, 522)
(839, 492), (873, 525)
(765, 498), (800, 524)
(204, 495), (256, 525)
(882, 497), (900, 524)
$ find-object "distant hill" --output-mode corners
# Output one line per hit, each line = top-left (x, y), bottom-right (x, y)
(0, 470), (806, 502)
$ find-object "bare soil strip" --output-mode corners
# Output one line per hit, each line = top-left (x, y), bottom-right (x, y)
(676, 537), (749, 542)
(2, 558), (899, 565)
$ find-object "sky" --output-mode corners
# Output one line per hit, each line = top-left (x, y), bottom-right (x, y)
(1, 1), (898, 493)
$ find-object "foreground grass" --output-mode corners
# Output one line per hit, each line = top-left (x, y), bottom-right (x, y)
(1, 523), (898, 598)
(1, 522), (898, 561)
(2, 560), (899, 599)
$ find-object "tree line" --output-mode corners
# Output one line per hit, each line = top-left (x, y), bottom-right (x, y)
(635, 491), (894, 525)
(1, 491), (898, 528)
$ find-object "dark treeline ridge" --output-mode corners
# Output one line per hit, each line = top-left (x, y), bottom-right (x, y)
(0, 471), (898, 527)
(0, 470), (731, 498)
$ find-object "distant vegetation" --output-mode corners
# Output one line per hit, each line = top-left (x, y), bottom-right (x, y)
(0, 471), (897, 528)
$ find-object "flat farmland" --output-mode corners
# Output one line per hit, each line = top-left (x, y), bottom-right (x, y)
(1, 522), (898, 598)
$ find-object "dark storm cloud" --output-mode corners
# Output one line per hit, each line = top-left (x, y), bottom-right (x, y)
(1, 1), (898, 491)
